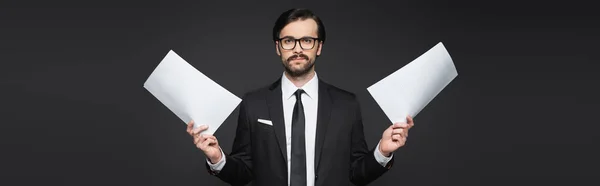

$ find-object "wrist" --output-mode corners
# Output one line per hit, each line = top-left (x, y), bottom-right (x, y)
(209, 150), (223, 164)
(379, 140), (392, 157)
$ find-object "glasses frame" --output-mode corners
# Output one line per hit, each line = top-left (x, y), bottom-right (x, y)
(277, 37), (320, 50)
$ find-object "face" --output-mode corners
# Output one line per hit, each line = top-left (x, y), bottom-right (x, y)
(275, 18), (323, 77)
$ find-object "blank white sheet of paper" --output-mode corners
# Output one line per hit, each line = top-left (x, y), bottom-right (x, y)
(143, 50), (241, 135)
(367, 42), (458, 123)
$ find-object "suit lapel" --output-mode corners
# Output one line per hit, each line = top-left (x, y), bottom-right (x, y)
(315, 80), (332, 172)
(266, 78), (288, 163)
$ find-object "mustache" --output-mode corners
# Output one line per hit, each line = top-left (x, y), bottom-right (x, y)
(287, 54), (309, 62)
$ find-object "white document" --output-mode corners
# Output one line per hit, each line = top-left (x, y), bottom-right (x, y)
(367, 42), (458, 123)
(143, 50), (241, 135)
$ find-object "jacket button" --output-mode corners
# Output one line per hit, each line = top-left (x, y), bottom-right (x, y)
(315, 175), (318, 180)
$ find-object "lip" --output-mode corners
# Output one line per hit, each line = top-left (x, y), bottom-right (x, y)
(290, 58), (306, 62)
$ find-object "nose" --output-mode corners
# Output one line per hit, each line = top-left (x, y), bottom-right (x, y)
(292, 40), (303, 53)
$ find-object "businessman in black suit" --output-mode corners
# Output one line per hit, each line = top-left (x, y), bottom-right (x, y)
(187, 8), (415, 186)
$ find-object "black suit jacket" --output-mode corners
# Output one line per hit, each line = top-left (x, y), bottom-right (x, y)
(207, 78), (393, 186)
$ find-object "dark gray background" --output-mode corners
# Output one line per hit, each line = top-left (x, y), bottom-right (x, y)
(1, 0), (599, 185)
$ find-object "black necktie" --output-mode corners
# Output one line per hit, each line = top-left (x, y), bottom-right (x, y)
(290, 89), (306, 186)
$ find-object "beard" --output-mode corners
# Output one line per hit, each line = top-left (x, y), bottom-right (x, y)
(283, 53), (315, 77)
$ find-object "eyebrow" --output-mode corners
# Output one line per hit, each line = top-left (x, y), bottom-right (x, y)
(280, 35), (318, 39)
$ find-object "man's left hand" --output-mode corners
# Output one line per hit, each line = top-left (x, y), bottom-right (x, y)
(379, 115), (415, 157)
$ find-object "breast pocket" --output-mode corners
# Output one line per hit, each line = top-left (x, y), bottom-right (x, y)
(256, 121), (274, 131)
(253, 119), (276, 135)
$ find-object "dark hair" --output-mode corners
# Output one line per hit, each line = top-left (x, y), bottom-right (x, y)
(272, 8), (326, 44)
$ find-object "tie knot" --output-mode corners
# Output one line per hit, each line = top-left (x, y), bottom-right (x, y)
(294, 89), (305, 101)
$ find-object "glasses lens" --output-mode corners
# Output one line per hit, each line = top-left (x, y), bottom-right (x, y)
(299, 38), (315, 49)
(281, 38), (295, 50)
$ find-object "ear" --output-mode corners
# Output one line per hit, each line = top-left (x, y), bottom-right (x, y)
(275, 41), (281, 56)
(316, 41), (323, 56)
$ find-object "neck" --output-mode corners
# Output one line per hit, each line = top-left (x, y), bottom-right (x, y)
(284, 70), (315, 88)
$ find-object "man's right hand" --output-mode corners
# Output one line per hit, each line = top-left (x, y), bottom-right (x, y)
(186, 120), (222, 164)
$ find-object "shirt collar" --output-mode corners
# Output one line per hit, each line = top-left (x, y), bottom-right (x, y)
(281, 72), (319, 100)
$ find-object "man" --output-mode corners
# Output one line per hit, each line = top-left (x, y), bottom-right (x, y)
(186, 8), (415, 186)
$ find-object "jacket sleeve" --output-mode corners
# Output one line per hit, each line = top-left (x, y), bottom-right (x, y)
(206, 95), (254, 186)
(349, 97), (393, 186)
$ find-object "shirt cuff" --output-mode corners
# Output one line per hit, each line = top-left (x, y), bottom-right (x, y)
(206, 148), (226, 172)
(374, 142), (393, 167)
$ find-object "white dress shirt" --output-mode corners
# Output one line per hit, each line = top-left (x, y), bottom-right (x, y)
(207, 72), (393, 186)
(280, 72), (319, 186)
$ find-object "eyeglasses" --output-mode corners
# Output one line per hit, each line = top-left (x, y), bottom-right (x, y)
(278, 37), (320, 50)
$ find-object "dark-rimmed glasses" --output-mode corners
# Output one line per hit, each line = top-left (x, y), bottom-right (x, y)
(277, 37), (319, 50)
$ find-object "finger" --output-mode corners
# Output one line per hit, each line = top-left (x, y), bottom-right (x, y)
(207, 136), (217, 141)
(201, 134), (217, 144)
(206, 138), (218, 146)
(198, 139), (208, 149)
(199, 134), (211, 141)
(406, 116), (414, 128)
(194, 135), (201, 145)
(207, 138), (218, 146)
(392, 129), (407, 139)
(392, 134), (402, 141)
(192, 125), (209, 135)
(193, 134), (203, 144)
(201, 138), (215, 149)
(194, 134), (209, 145)
(186, 120), (195, 134)
(392, 128), (404, 135)
(392, 122), (408, 129)
(195, 134), (208, 143)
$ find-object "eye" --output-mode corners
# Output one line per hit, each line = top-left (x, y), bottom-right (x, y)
(301, 38), (313, 44)
(282, 38), (294, 44)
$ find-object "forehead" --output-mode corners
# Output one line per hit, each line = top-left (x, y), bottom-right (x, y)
(279, 18), (318, 38)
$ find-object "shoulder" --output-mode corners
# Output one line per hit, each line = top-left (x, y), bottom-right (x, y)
(239, 78), (281, 103)
(320, 80), (363, 117)
(320, 80), (358, 103)
(240, 87), (269, 104)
